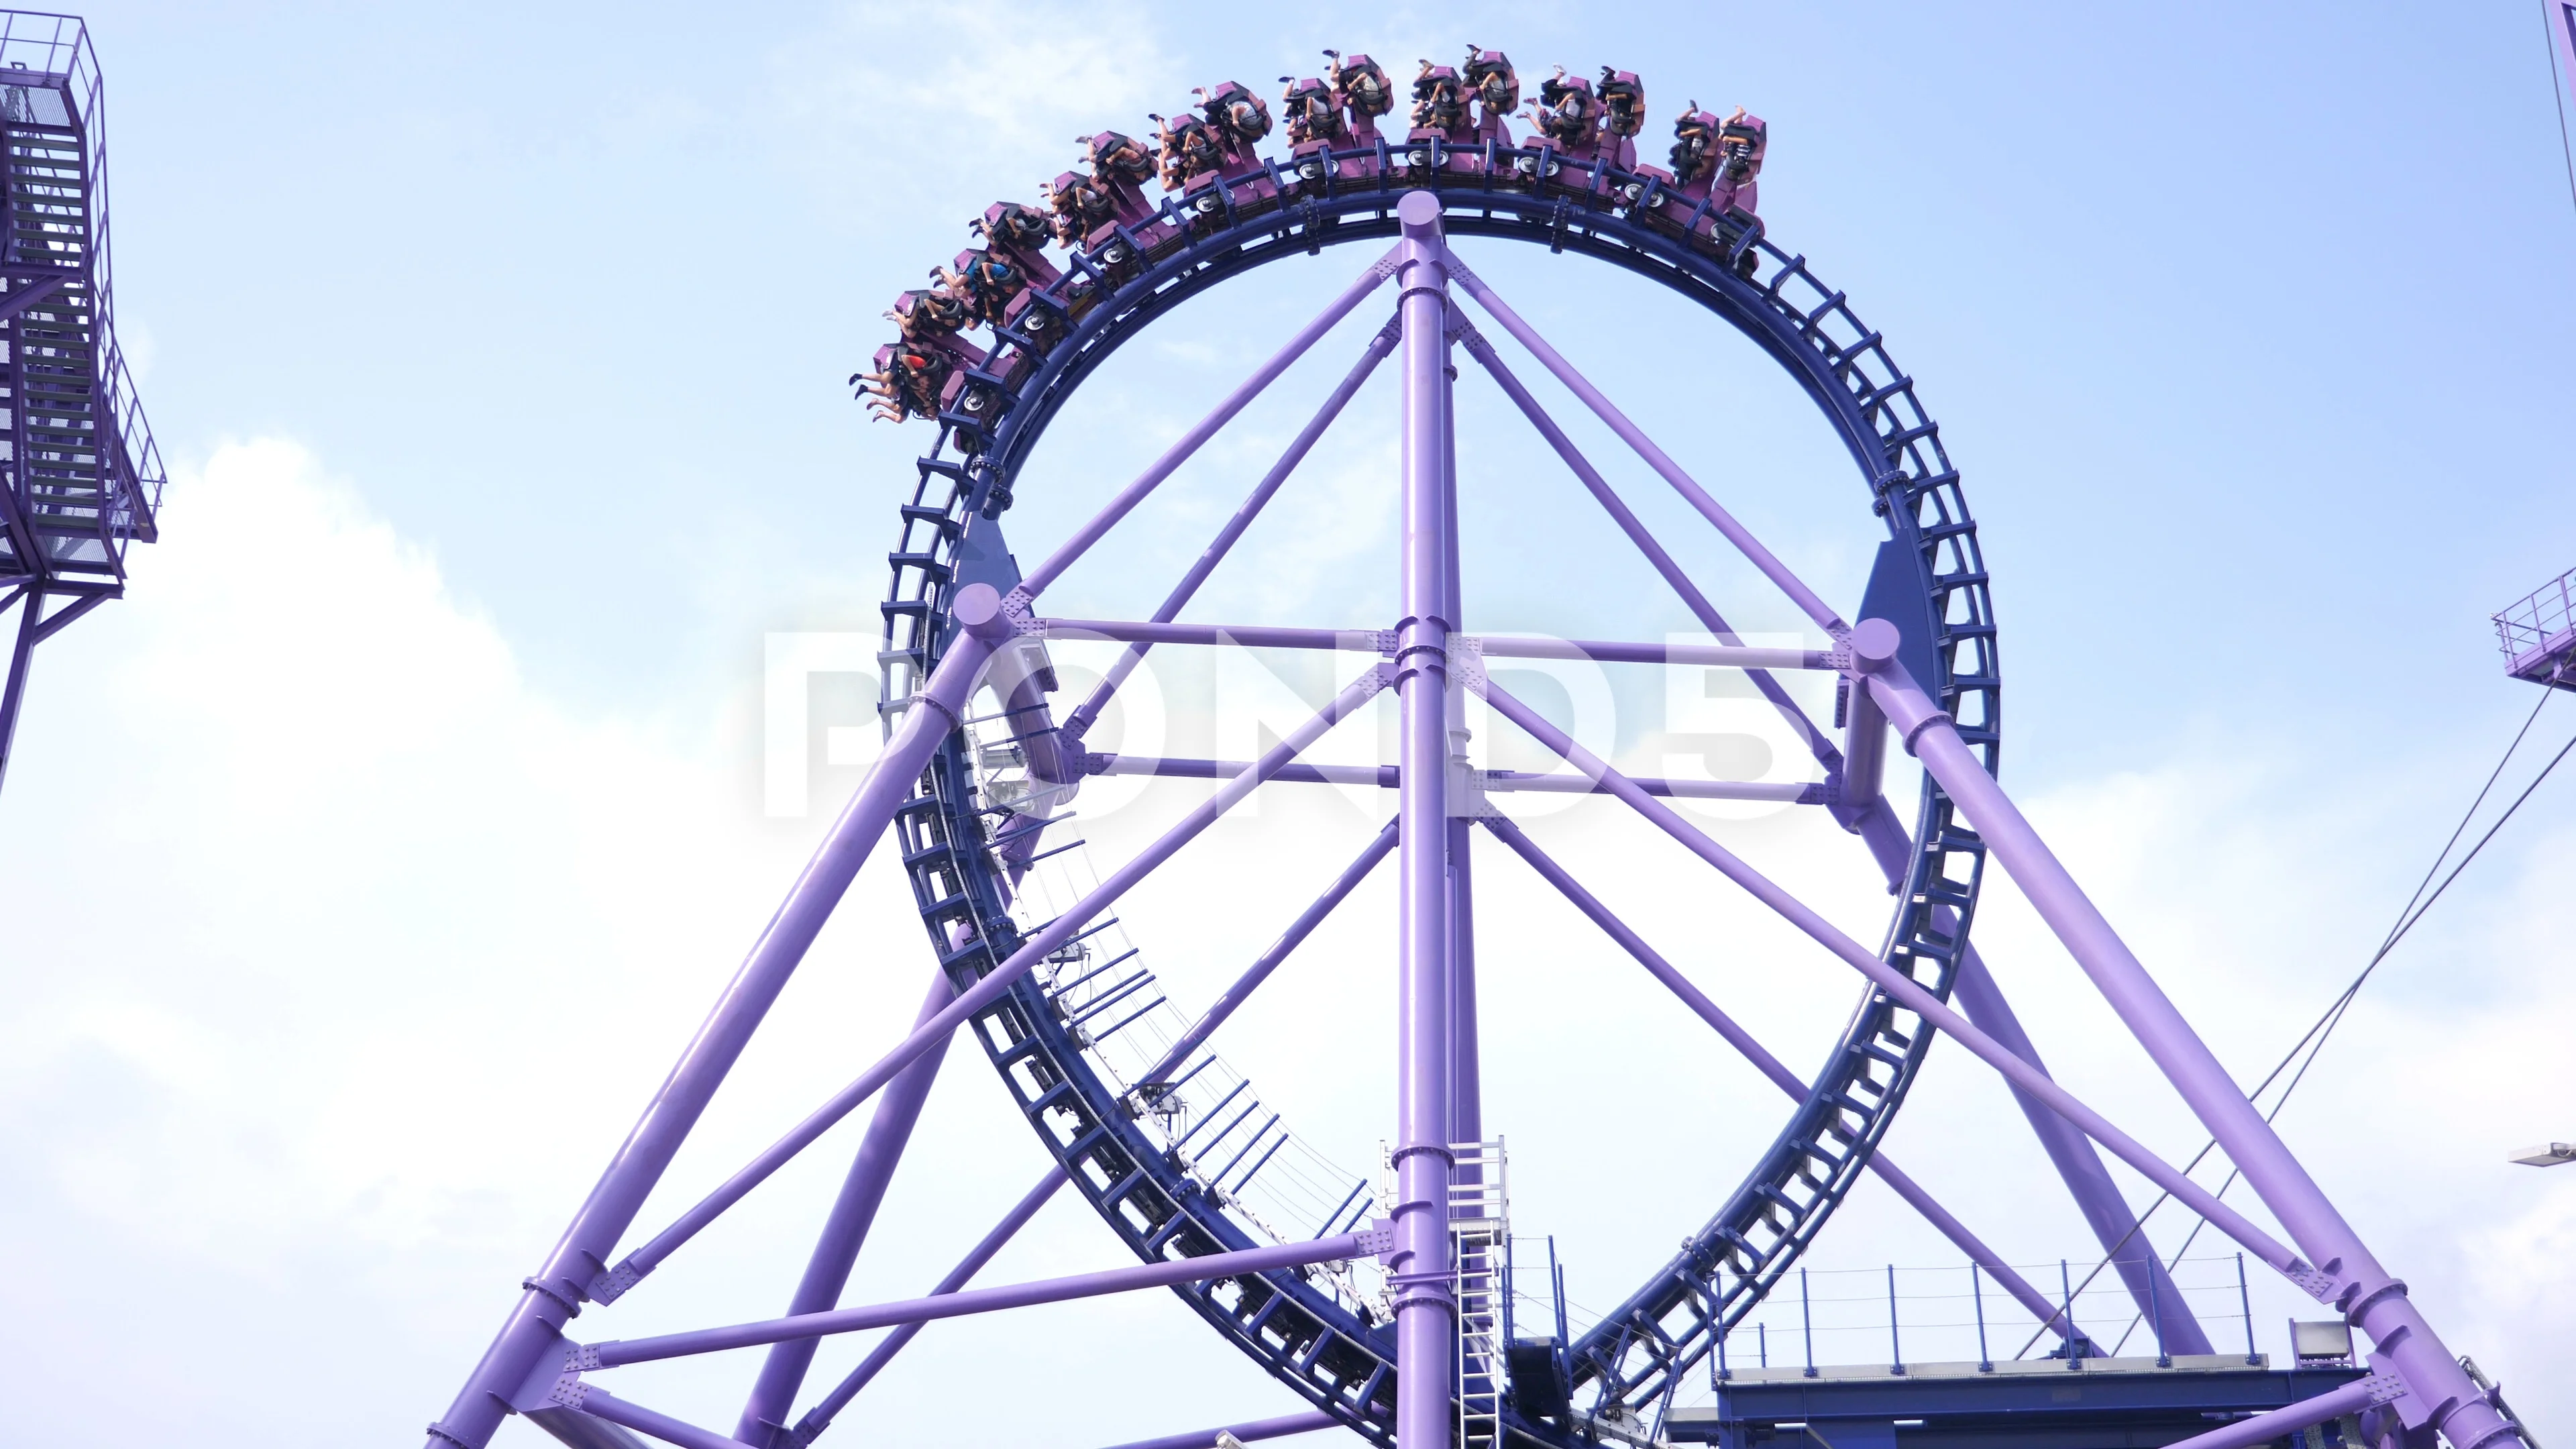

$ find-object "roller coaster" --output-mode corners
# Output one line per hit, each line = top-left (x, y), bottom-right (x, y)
(421, 44), (2545, 1449)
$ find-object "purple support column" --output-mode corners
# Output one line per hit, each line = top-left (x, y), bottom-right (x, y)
(1845, 791), (2207, 1349)
(1477, 814), (2088, 1350)
(1064, 317), (1403, 741)
(421, 586), (1014, 1449)
(1390, 189), (1456, 1449)
(1442, 304), (1481, 1155)
(2143, 1373), (2402, 1449)
(735, 972), (958, 1446)
(1951, 947), (2212, 1355)
(1852, 621), (2520, 1449)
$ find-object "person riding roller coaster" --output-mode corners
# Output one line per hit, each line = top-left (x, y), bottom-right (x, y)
(1323, 50), (1393, 135)
(851, 342), (949, 423)
(1462, 46), (1517, 137)
(1409, 60), (1470, 134)
(1196, 80), (1272, 154)
(1279, 74), (1345, 145)
(1527, 66), (1603, 151)
(936, 250), (1026, 329)
(1151, 109), (1226, 189)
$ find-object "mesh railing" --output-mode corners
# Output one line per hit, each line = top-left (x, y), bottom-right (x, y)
(2494, 566), (2576, 670)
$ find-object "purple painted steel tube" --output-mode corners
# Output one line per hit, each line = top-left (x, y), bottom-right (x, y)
(1444, 327), (1483, 1175)
(1041, 619), (1381, 652)
(571, 1390), (755, 1449)
(1845, 794), (2203, 1346)
(0, 584), (40, 794)
(2149, 1374), (2402, 1449)
(1851, 625), (2522, 1449)
(1088, 754), (1821, 802)
(1044, 617), (1832, 672)
(789, 1169), (1068, 1444)
(1018, 246), (1401, 600)
(1476, 814), (2085, 1349)
(1474, 677), (2304, 1273)
(1064, 317), (1403, 739)
(589, 1231), (1376, 1366)
(1098, 1409), (1340, 1449)
(1150, 817), (1401, 1079)
(1951, 947), (2212, 1356)
(610, 667), (1388, 1283)
(1390, 190), (1456, 1449)
(421, 590), (1012, 1449)
(1452, 264), (1845, 633)
(1457, 327), (1841, 766)
(735, 973), (958, 1446)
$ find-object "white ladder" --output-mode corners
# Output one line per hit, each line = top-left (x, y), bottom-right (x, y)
(1450, 1139), (1509, 1449)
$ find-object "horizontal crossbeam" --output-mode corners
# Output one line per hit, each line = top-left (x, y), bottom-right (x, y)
(1034, 615), (1832, 671)
(1087, 753), (1820, 803)
(584, 1230), (1386, 1368)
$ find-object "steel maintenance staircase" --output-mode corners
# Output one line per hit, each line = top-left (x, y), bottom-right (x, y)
(1452, 1140), (1509, 1449)
(0, 12), (160, 797)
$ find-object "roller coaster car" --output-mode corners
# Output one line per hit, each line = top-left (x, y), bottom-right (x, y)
(1152, 109), (1226, 191)
(1079, 130), (1162, 221)
(1528, 68), (1606, 158)
(940, 249), (1028, 329)
(1323, 50), (1393, 139)
(888, 288), (987, 368)
(999, 287), (1071, 355)
(1178, 166), (1282, 233)
(1715, 107), (1767, 215)
(1409, 61), (1474, 139)
(1042, 169), (1120, 249)
(973, 201), (1062, 285)
(853, 342), (951, 424)
(1598, 67), (1646, 167)
(1461, 46), (1518, 142)
(1195, 80), (1273, 171)
(1279, 76), (1344, 146)
(936, 366), (1006, 449)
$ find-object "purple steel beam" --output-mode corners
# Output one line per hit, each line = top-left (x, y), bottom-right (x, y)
(735, 973), (959, 1446)
(1473, 676), (2306, 1274)
(1951, 947), (2212, 1355)
(1444, 306), (1483, 1176)
(1018, 246), (1401, 600)
(606, 667), (1389, 1287)
(1455, 325), (1841, 765)
(0, 582), (40, 794)
(1850, 622), (2522, 1448)
(788, 1169), (1068, 1445)
(1389, 189), (1456, 1449)
(2149, 1373), (2402, 1449)
(1476, 813), (2087, 1349)
(1038, 618), (1831, 672)
(1097, 1409), (1340, 1449)
(1450, 263), (1845, 633)
(1064, 316), (1403, 740)
(569, 1389), (754, 1449)
(1087, 754), (1821, 802)
(422, 588), (1015, 1449)
(1841, 792), (2207, 1348)
(584, 1230), (1383, 1367)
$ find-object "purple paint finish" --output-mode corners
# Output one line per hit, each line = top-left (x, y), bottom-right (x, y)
(1851, 622), (2522, 1449)
(1040, 614), (1831, 672)
(1456, 325), (1842, 765)
(789, 1169), (1069, 1444)
(1063, 316), (1403, 741)
(609, 667), (1390, 1287)
(1474, 676), (2304, 1274)
(1477, 812), (2084, 1348)
(570, 1389), (755, 1449)
(735, 972), (959, 1446)
(1018, 246), (1401, 600)
(422, 588), (1012, 1449)
(1951, 947), (2213, 1356)
(586, 1230), (1381, 1367)
(1391, 189), (1458, 1449)
(1085, 753), (1822, 803)
(1097, 1409), (1341, 1449)
(2149, 1374), (2402, 1449)
(1451, 262), (1845, 634)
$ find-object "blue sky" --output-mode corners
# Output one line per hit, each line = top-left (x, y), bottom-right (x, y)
(3, 2), (2575, 1446)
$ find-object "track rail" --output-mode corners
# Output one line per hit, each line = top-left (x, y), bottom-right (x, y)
(872, 141), (2000, 1439)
